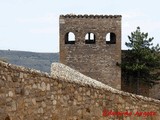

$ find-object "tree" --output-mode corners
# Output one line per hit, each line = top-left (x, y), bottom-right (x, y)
(122, 27), (160, 94)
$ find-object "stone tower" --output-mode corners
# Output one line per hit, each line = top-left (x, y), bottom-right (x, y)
(59, 14), (122, 89)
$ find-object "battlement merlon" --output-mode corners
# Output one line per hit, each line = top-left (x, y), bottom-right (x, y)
(60, 14), (122, 19)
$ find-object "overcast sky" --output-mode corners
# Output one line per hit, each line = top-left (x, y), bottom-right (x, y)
(0, 0), (160, 52)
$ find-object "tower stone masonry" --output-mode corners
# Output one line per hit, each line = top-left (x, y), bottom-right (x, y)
(59, 14), (122, 89)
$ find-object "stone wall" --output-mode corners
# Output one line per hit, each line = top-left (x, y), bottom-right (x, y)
(149, 81), (160, 100)
(0, 61), (160, 120)
(122, 78), (160, 100)
(60, 14), (121, 90)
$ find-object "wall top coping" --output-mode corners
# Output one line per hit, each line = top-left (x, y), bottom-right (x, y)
(0, 60), (50, 77)
(60, 14), (122, 19)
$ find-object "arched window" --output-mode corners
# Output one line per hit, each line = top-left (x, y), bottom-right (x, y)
(106, 32), (116, 44)
(85, 32), (96, 44)
(65, 32), (75, 44)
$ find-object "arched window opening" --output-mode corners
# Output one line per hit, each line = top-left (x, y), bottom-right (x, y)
(106, 32), (116, 44)
(85, 33), (96, 44)
(65, 32), (75, 44)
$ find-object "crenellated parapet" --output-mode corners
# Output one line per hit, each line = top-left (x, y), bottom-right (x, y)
(60, 14), (122, 19)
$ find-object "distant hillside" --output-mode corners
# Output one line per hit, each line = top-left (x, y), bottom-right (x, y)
(0, 50), (59, 73)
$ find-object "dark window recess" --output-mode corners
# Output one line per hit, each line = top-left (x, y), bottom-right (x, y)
(106, 32), (116, 44)
(85, 33), (96, 44)
(65, 32), (75, 44)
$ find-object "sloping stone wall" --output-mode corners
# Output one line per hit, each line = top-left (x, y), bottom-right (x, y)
(0, 61), (160, 120)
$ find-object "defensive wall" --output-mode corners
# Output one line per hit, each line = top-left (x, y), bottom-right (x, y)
(0, 61), (160, 120)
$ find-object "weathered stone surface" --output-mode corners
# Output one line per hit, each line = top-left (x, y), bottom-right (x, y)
(149, 81), (160, 99)
(0, 58), (160, 119)
(0, 79), (5, 87)
(32, 84), (37, 89)
(15, 88), (21, 94)
(32, 98), (36, 105)
(0, 107), (5, 113)
(46, 83), (50, 91)
(59, 14), (121, 90)
(52, 100), (57, 105)
(8, 91), (14, 97)
(41, 82), (46, 91)
(38, 107), (44, 114)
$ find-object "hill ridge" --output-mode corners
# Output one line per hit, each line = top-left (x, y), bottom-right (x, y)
(0, 50), (59, 73)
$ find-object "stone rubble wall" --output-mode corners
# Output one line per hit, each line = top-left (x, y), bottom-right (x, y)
(0, 61), (160, 120)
